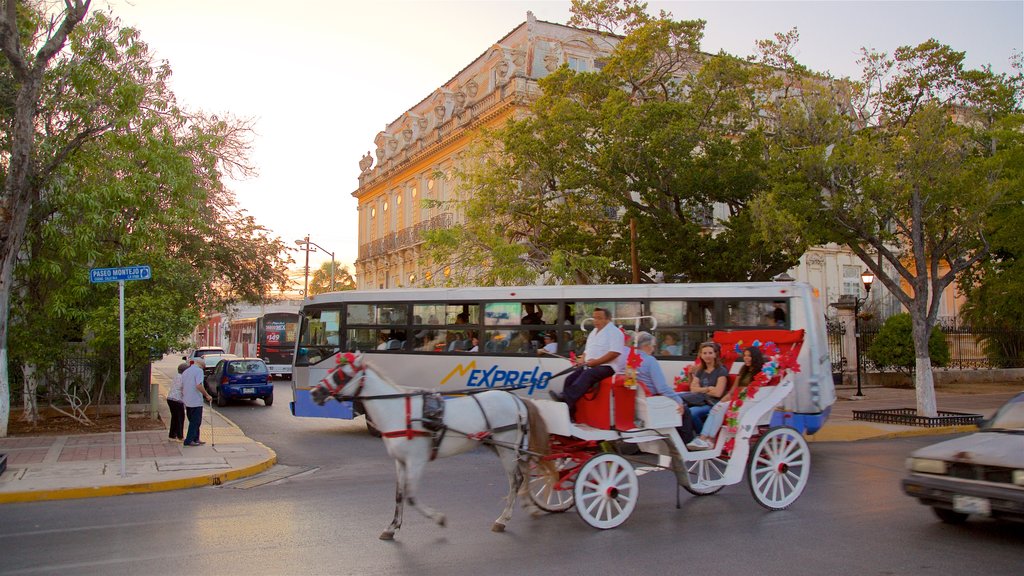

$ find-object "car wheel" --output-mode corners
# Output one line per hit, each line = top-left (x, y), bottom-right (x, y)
(264, 393), (274, 407)
(216, 389), (227, 407)
(932, 507), (969, 524)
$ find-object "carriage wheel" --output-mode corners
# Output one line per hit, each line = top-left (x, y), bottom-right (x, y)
(527, 457), (576, 513)
(747, 426), (810, 510)
(573, 453), (638, 529)
(684, 456), (727, 496)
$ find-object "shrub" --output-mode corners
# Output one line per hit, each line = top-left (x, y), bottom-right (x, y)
(866, 313), (950, 372)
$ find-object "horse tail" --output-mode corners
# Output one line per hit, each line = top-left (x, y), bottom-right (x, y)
(522, 399), (556, 480)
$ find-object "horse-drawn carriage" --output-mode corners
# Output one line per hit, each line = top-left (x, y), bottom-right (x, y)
(526, 328), (811, 529)
(311, 327), (818, 538)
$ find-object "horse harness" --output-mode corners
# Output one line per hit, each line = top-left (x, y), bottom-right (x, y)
(322, 366), (527, 461)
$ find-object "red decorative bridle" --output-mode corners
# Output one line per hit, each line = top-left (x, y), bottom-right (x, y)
(317, 352), (367, 400)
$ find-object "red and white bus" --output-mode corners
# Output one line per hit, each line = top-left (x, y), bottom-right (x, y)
(257, 312), (300, 378)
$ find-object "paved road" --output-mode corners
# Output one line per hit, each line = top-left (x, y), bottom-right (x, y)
(0, 375), (1021, 576)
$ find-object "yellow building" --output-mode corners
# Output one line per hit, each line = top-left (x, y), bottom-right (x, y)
(353, 13), (617, 290)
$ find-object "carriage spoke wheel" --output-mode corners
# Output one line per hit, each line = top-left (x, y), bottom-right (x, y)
(747, 426), (810, 510)
(528, 457), (576, 513)
(573, 453), (638, 529)
(684, 455), (727, 496)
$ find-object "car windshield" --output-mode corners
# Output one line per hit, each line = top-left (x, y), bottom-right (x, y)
(196, 348), (224, 357)
(228, 361), (268, 375)
(984, 393), (1024, 430)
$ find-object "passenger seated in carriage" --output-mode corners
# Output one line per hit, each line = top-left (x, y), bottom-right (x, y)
(634, 332), (697, 443)
(687, 345), (763, 450)
(549, 307), (625, 418)
(682, 341), (728, 429)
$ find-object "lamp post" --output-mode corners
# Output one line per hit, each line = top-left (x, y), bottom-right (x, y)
(295, 236), (336, 295)
(853, 269), (875, 399)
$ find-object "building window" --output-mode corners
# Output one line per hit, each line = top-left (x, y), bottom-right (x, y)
(842, 265), (863, 296)
(567, 56), (589, 72)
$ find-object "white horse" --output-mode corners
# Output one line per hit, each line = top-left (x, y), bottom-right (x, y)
(311, 352), (554, 540)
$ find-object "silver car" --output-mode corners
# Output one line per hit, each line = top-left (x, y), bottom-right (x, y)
(902, 392), (1024, 523)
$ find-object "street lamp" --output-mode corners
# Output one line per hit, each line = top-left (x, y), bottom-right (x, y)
(853, 269), (875, 398)
(294, 236), (336, 296)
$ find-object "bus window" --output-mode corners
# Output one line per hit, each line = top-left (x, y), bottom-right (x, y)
(347, 303), (408, 326)
(724, 300), (788, 328)
(684, 300), (715, 326)
(521, 303), (557, 325)
(412, 303), (481, 326)
(575, 302), (642, 327)
(651, 301), (684, 326)
(484, 302), (521, 326)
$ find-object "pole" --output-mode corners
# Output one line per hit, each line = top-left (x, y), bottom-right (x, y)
(330, 253), (336, 292)
(853, 296), (864, 399)
(302, 235), (310, 296)
(119, 280), (127, 478)
(630, 217), (639, 284)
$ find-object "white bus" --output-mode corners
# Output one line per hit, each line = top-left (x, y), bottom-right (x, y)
(290, 282), (835, 433)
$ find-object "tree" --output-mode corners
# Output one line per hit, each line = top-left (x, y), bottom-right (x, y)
(754, 33), (1023, 416)
(1, 0), (94, 436)
(422, 1), (798, 286)
(308, 261), (355, 296)
(0, 5), (292, 433)
(866, 313), (949, 373)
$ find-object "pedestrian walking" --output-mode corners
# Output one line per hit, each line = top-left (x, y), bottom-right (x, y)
(167, 357), (188, 441)
(181, 357), (213, 446)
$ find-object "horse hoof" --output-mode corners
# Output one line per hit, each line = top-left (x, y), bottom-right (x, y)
(437, 514), (447, 527)
(379, 531), (395, 541)
(491, 522), (506, 533)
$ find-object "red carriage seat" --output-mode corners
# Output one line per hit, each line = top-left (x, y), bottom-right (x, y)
(575, 375), (637, 431)
(712, 329), (805, 394)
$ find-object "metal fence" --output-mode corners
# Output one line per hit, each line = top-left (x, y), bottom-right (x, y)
(828, 319), (1024, 373)
(7, 348), (153, 409)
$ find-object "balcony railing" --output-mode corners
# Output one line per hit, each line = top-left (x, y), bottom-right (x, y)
(358, 213), (454, 260)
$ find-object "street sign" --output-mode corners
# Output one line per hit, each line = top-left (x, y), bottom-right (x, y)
(88, 264), (152, 478)
(89, 266), (152, 283)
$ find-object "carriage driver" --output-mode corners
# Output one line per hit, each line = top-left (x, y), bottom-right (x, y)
(549, 307), (626, 418)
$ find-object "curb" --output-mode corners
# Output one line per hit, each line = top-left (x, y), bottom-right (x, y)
(808, 423), (978, 443)
(0, 442), (277, 505)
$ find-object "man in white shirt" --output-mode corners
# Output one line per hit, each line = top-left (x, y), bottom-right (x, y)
(182, 358), (213, 446)
(549, 308), (625, 418)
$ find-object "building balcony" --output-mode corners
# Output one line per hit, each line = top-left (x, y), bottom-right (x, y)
(357, 213), (454, 261)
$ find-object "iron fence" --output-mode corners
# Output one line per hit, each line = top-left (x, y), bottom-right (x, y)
(847, 319), (1024, 368)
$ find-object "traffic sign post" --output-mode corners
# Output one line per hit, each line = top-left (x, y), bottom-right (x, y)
(90, 266), (152, 478)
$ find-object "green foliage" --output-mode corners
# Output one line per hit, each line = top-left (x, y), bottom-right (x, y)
(308, 261), (356, 295)
(752, 31), (1022, 400)
(3, 8), (293, 380)
(422, 3), (799, 286)
(866, 314), (950, 372)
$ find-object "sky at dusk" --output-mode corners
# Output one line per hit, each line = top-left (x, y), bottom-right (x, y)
(105, 0), (1023, 283)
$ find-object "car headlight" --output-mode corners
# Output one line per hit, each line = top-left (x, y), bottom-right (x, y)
(907, 458), (947, 474)
(1014, 470), (1024, 486)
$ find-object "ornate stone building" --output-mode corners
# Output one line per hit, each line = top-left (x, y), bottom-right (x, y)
(350, 12), (955, 324)
(353, 13), (617, 290)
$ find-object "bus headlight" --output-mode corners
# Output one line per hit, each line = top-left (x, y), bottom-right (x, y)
(907, 458), (947, 475)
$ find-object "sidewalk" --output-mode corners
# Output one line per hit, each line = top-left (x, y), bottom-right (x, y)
(808, 385), (1020, 442)
(0, 362), (276, 504)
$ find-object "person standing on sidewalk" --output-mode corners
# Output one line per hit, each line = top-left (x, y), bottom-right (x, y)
(181, 357), (213, 446)
(167, 358), (189, 441)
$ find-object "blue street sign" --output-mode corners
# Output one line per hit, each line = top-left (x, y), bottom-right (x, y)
(89, 266), (152, 283)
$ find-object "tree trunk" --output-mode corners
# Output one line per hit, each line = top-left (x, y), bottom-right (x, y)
(20, 362), (39, 423)
(910, 312), (938, 418)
